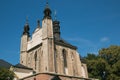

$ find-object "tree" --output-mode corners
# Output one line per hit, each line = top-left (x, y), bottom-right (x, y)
(85, 54), (109, 79)
(84, 45), (120, 80)
(99, 45), (120, 79)
(99, 45), (120, 66)
(0, 67), (14, 80)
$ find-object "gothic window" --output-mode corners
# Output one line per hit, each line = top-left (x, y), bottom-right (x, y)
(71, 53), (74, 61)
(39, 48), (42, 72)
(55, 49), (58, 73)
(62, 49), (68, 74)
(34, 51), (37, 70)
(71, 52), (75, 76)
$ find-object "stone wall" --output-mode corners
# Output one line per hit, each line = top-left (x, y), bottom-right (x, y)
(55, 44), (83, 77)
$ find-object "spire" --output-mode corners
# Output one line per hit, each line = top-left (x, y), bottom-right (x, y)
(43, 1), (52, 19)
(23, 17), (30, 36)
(26, 16), (29, 24)
(46, 0), (49, 8)
(54, 10), (57, 21)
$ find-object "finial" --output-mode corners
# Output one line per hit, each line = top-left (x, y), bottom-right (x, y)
(43, 0), (52, 19)
(23, 16), (30, 35)
(46, 0), (49, 8)
(46, 0), (48, 4)
(54, 10), (57, 20)
(26, 16), (29, 24)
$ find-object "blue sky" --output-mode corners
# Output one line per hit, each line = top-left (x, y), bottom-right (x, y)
(0, 0), (120, 65)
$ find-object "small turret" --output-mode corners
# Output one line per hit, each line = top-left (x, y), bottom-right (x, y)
(20, 18), (30, 66)
(23, 23), (30, 35)
(42, 2), (53, 39)
(43, 2), (52, 19)
(23, 17), (30, 36)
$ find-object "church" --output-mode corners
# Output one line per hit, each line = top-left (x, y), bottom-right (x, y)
(13, 2), (91, 80)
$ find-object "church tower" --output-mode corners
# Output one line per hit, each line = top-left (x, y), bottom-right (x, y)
(42, 3), (55, 72)
(20, 21), (30, 66)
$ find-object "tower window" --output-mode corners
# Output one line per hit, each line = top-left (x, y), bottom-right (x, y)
(34, 51), (37, 70)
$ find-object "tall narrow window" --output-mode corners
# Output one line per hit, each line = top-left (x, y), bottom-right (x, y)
(71, 53), (74, 61)
(34, 51), (37, 70)
(62, 49), (68, 74)
(54, 49), (58, 73)
(71, 53), (75, 76)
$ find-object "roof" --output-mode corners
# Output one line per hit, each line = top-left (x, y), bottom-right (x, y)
(0, 59), (13, 69)
(55, 39), (77, 50)
(14, 63), (33, 70)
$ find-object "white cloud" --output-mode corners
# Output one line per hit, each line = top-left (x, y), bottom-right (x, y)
(100, 37), (110, 42)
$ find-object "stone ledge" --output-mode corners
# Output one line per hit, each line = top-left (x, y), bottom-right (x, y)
(20, 72), (96, 80)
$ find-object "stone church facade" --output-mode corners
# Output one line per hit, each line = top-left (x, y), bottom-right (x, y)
(20, 3), (89, 80)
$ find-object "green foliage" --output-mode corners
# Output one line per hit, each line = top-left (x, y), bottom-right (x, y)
(0, 67), (14, 80)
(84, 45), (120, 80)
(99, 45), (120, 66)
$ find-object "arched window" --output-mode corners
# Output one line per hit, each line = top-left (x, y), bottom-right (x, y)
(71, 53), (75, 76)
(34, 51), (37, 70)
(62, 49), (68, 74)
(55, 49), (58, 73)
(71, 53), (74, 61)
